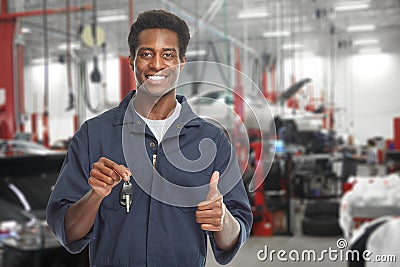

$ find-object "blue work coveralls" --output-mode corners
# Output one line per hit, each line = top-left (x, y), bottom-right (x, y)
(46, 91), (253, 267)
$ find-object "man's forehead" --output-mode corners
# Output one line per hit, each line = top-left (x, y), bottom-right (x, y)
(137, 28), (178, 41)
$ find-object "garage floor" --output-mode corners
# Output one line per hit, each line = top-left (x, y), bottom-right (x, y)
(206, 193), (347, 267)
(206, 164), (381, 267)
(206, 235), (347, 267)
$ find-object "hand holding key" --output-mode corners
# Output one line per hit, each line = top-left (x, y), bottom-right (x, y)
(88, 157), (131, 198)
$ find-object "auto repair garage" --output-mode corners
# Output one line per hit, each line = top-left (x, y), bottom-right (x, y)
(1, 0), (400, 266)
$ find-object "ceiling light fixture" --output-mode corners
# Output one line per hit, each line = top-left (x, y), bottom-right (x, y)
(353, 39), (379, 46)
(186, 49), (207, 57)
(335, 3), (370, 11)
(346, 24), (375, 32)
(282, 43), (303, 50)
(358, 47), (382, 54)
(31, 58), (53, 64)
(97, 14), (128, 23)
(57, 42), (81, 50)
(238, 10), (268, 19)
(21, 27), (31, 34)
(263, 31), (291, 38)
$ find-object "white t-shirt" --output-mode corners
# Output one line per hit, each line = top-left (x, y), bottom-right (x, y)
(135, 101), (182, 143)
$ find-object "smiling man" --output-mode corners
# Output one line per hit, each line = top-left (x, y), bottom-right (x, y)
(46, 9), (252, 267)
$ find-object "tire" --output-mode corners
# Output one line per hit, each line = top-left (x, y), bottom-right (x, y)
(304, 201), (339, 217)
(302, 216), (343, 236)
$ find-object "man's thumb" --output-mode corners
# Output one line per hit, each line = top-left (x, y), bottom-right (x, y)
(207, 171), (220, 199)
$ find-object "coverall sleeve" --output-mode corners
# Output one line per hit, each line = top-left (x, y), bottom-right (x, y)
(46, 122), (94, 254)
(208, 131), (253, 265)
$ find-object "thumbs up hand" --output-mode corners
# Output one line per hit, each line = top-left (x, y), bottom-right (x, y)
(196, 171), (226, 231)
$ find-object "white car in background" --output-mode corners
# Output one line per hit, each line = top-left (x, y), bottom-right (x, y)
(0, 139), (65, 157)
(187, 88), (323, 134)
(188, 89), (275, 134)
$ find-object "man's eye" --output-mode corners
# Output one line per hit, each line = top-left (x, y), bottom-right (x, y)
(163, 53), (174, 58)
(140, 52), (152, 58)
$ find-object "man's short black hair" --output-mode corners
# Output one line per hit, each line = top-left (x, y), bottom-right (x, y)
(128, 9), (190, 61)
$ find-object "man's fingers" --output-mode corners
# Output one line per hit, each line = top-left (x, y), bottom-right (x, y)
(197, 196), (223, 211)
(90, 168), (115, 185)
(88, 176), (112, 191)
(98, 157), (131, 181)
(88, 177), (112, 198)
(92, 163), (121, 184)
(196, 209), (223, 219)
(200, 223), (223, 232)
(118, 165), (132, 182)
(196, 216), (223, 225)
(207, 171), (220, 200)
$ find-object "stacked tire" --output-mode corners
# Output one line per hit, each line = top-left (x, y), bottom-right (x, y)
(302, 201), (343, 236)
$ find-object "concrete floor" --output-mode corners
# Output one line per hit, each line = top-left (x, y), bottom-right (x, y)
(205, 164), (382, 267)
(206, 235), (347, 267)
(205, 196), (347, 267)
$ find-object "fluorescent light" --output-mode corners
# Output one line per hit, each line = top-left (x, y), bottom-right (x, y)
(282, 43), (303, 50)
(31, 58), (53, 64)
(263, 31), (291, 38)
(57, 42), (81, 50)
(358, 47), (381, 54)
(21, 27), (31, 34)
(97, 9), (126, 16)
(353, 39), (379, 46)
(347, 24), (375, 32)
(335, 3), (369, 11)
(186, 50), (207, 57)
(238, 10), (268, 19)
(97, 14), (128, 23)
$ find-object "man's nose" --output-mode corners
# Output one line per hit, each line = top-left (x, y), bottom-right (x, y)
(149, 55), (165, 70)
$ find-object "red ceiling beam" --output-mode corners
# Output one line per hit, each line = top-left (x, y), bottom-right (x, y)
(0, 4), (91, 20)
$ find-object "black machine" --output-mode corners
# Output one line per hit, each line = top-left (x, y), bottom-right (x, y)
(0, 154), (88, 267)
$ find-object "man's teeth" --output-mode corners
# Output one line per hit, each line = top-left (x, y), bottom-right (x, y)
(148, 75), (166, 81)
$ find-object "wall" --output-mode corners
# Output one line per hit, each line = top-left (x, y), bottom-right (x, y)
(335, 52), (400, 143)
(24, 58), (121, 145)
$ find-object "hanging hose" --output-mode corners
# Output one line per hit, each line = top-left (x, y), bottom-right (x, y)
(42, 0), (49, 146)
(90, 0), (101, 83)
(81, 63), (104, 114)
(42, 0), (49, 114)
(66, 0), (76, 111)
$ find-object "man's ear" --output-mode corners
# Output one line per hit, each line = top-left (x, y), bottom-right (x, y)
(128, 55), (134, 70)
(179, 56), (186, 72)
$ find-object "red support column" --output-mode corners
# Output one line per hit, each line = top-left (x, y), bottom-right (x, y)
(31, 113), (38, 142)
(18, 44), (25, 133)
(233, 48), (247, 171)
(234, 48), (244, 122)
(129, 0), (134, 26)
(394, 118), (400, 150)
(261, 67), (268, 99)
(119, 56), (136, 101)
(0, 18), (16, 139)
(250, 138), (272, 236)
(73, 114), (79, 133)
(269, 64), (276, 103)
(42, 112), (49, 147)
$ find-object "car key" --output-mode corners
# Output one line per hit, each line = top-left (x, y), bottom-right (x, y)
(120, 181), (133, 212)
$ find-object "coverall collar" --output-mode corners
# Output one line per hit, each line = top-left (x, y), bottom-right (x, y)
(114, 91), (202, 139)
